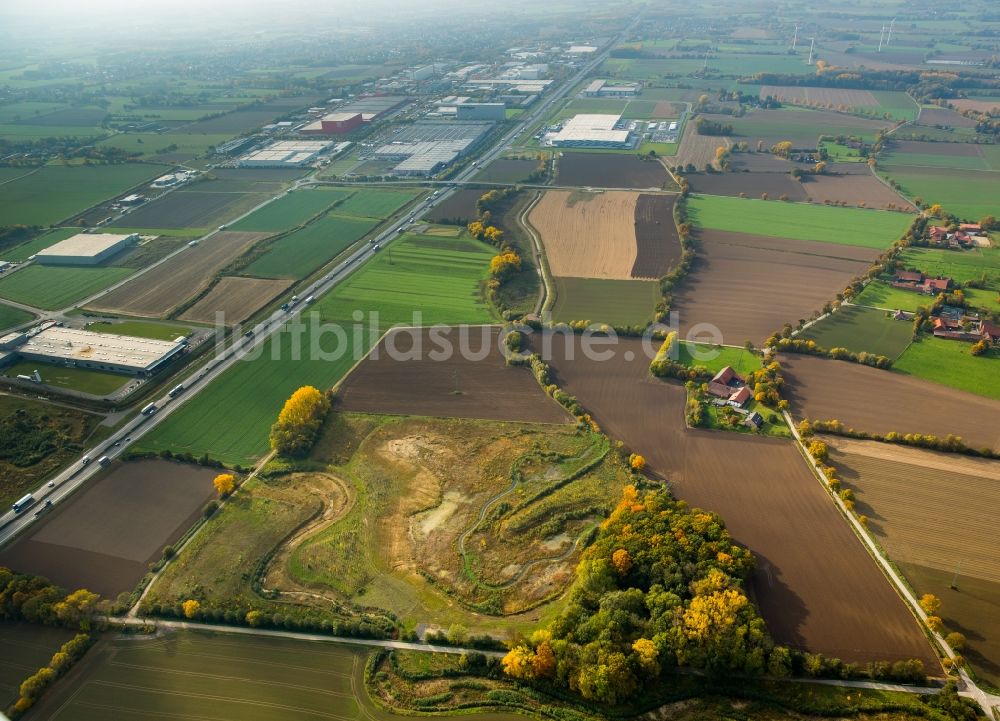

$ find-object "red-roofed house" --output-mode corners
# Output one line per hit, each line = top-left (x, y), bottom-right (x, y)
(728, 386), (752, 408)
(928, 226), (948, 243)
(923, 277), (950, 293)
(959, 223), (981, 233)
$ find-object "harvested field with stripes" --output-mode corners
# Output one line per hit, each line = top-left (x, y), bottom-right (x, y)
(179, 276), (293, 325)
(85, 231), (270, 317)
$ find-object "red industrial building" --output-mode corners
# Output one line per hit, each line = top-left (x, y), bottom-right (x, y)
(301, 111), (363, 135)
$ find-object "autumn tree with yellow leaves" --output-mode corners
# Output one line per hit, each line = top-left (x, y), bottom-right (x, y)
(269, 385), (331, 457)
(213, 473), (236, 497)
(501, 486), (776, 704)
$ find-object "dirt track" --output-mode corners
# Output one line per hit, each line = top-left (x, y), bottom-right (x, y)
(86, 231), (270, 317)
(525, 333), (938, 668)
(672, 230), (876, 345)
(780, 353), (1000, 451)
(180, 276), (293, 325)
(336, 327), (571, 424)
(529, 190), (640, 279)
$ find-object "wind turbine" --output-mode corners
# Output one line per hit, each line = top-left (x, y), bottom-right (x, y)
(886, 17), (896, 47)
(878, 24), (886, 52)
(807, 37), (816, 65)
(791, 23), (799, 51)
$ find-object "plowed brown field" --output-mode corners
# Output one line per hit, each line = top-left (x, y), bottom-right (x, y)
(555, 153), (668, 189)
(0, 460), (216, 597)
(525, 333), (937, 667)
(86, 231), (269, 317)
(179, 276), (293, 325)
(687, 172), (807, 201)
(672, 230), (876, 345)
(780, 353), (1000, 451)
(632, 194), (680, 278)
(803, 173), (915, 209)
(824, 436), (1000, 583)
(335, 327), (571, 424)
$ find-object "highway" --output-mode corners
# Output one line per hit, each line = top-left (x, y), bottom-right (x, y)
(0, 24), (628, 549)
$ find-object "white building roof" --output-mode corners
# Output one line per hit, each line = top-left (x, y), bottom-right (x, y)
(562, 114), (621, 131)
(20, 327), (184, 371)
(36, 233), (135, 259)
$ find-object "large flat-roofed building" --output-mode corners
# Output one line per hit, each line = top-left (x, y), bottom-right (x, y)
(583, 79), (640, 97)
(13, 327), (186, 376)
(300, 111), (364, 135)
(240, 140), (333, 168)
(35, 233), (137, 266)
(456, 103), (506, 121)
(549, 114), (632, 148)
(373, 121), (493, 176)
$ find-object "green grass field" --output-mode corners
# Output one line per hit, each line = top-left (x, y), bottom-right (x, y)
(893, 335), (1000, 400)
(870, 91), (920, 122)
(854, 281), (939, 312)
(0, 303), (33, 332)
(3, 360), (130, 395)
(37, 631), (414, 721)
(880, 165), (1000, 221)
(675, 341), (760, 375)
(244, 214), (378, 279)
(724, 109), (890, 143)
(797, 304), (913, 358)
(0, 265), (133, 310)
(136, 232), (496, 466)
(4, 227), (79, 261)
(87, 319), (192, 340)
(880, 151), (990, 171)
(897, 247), (1000, 288)
(550, 277), (660, 327)
(0, 164), (166, 226)
(688, 194), (913, 248)
(331, 188), (419, 219)
(230, 188), (353, 232)
(96, 132), (234, 159)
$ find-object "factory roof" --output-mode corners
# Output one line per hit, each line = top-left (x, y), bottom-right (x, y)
(323, 111), (363, 122)
(36, 233), (135, 259)
(562, 114), (622, 131)
(19, 327), (185, 371)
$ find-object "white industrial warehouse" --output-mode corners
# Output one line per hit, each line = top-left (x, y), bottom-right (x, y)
(35, 233), (137, 266)
(548, 114), (634, 148)
(240, 140), (334, 168)
(2, 327), (186, 376)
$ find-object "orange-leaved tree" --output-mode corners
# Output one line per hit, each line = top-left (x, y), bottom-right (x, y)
(269, 385), (331, 457)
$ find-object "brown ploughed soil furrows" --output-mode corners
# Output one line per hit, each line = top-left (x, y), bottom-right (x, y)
(631, 194), (681, 279)
(525, 333), (938, 668)
(780, 353), (1000, 451)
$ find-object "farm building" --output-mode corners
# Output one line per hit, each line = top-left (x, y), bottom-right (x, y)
(5, 326), (186, 376)
(240, 140), (334, 168)
(706, 366), (751, 407)
(35, 233), (137, 266)
(549, 114), (633, 148)
(892, 270), (951, 295)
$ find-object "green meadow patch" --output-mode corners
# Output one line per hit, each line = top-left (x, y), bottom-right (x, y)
(688, 194), (912, 248)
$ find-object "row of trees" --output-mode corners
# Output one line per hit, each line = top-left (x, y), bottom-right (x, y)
(0, 568), (101, 629)
(768, 336), (893, 370)
(269, 385), (331, 457)
(799, 419), (998, 460)
(9, 633), (93, 718)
